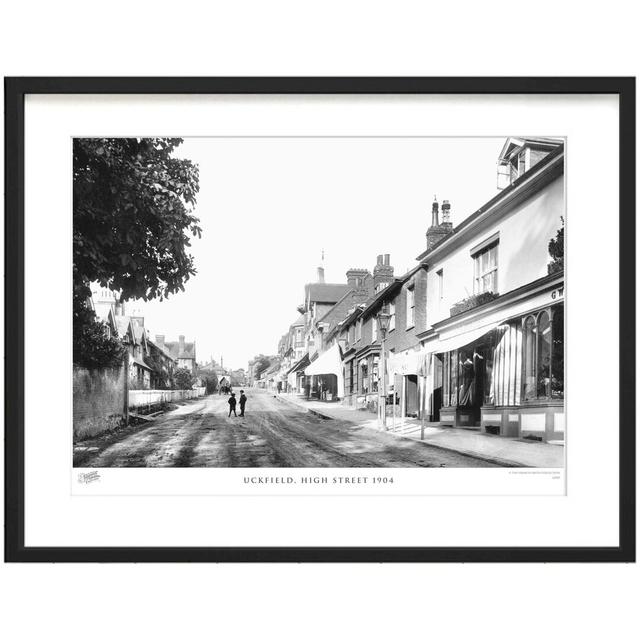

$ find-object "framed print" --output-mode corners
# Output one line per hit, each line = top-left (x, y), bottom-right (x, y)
(4, 77), (635, 562)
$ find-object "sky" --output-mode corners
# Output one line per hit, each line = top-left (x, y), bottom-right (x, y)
(131, 137), (505, 371)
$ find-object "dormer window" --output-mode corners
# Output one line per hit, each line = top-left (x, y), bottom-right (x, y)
(497, 137), (563, 189)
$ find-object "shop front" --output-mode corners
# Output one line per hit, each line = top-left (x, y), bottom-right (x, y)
(303, 344), (344, 402)
(287, 353), (310, 395)
(426, 274), (565, 442)
(352, 345), (381, 412)
(387, 348), (429, 420)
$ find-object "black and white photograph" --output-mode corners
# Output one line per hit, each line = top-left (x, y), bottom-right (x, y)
(72, 135), (566, 471)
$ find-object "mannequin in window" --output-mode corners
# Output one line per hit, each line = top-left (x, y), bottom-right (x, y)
(458, 356), (475, 406)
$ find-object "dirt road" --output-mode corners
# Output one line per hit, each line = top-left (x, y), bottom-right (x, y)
(73, 390), (501, 468)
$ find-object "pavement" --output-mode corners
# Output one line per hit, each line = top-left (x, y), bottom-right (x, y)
(73, 390), (502, 468)
(277, 393), (565, 468)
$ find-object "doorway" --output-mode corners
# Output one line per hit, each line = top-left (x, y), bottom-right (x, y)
(432, 354), (443, 421)
(405, 375), (419, 417)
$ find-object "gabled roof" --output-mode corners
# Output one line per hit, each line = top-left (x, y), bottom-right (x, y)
(147, 339), (177, 362)
(304, 282), (352, 304)
(130, 318), (147, 347)
(94, 304), (117, 331)
(498, 136), (563, 164)
(131, 356), (152, 371)
(164, 340), (196, 360)
(316, 289), (354, 325)
(290, 314), (305, 327)
(114, 315), (134, 340)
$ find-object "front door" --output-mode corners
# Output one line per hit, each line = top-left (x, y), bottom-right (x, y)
(432, 354), (443, 421)
(405, 375), (419, 417)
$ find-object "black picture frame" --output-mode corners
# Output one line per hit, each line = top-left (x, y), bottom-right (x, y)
(4, 76), (635, 563)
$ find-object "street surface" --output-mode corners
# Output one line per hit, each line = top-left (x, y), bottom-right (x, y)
(74, 390), (500, 468)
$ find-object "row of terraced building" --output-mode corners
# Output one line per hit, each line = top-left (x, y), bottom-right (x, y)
(270, 137), (565, 443)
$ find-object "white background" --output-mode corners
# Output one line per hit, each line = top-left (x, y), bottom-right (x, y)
(1, 2), (638, 640)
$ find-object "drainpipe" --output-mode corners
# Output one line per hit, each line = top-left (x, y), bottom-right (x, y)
(123, 342), (130, 426)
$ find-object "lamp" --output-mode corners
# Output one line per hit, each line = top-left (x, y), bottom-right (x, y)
(376, 302), (391, 430)
(377, 303), (391, 338)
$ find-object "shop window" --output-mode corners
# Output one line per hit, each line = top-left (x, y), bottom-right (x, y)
(482, 345), (495, 405)
(372, 356), (380, 393)
(550, 306), (564, 399)
(473, 243), (498, 294)
(442, 349), (459, 407)
(457, 348), (475, 406)
(523, 306), (564, 401)
(493, 323), (522, 406)
(360, 359), (369, 394)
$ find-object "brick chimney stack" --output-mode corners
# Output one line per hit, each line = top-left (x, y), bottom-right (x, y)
(179, 335), (185, 352)
(373, 254), (394, 290)
(426, 197), (454, 251)
(155, 335), (165, 350)
(442, 199), (451, 224)
(346, 267), (370, 289)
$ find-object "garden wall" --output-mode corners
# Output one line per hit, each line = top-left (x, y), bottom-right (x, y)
(73, 365), (125, 440)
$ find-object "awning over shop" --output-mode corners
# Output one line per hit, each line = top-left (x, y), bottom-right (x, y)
(426, 274), (564, 356)
(425, 320), (503, 355)
(287, 353), (310, 375)
(303, 344), (344, 397)
(387, 349), (424, 377)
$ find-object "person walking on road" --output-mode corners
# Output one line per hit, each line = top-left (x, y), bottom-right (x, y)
(239, 390), (247, 417)
(228, 392), (237, 417)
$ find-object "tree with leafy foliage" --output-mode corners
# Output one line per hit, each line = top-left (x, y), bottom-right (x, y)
(547, 217), (564, 275)
(73, 138), (200, 368)
(198, 370), (219, 395)
(251, 354), (274, 379)
(174, 367), (195, 390)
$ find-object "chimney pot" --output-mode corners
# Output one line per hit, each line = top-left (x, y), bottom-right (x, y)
(441, 199), (451, 223)
(377, 254), (383, 265)
(317, 266), (325, 283)
(431, 197), (440, 227)
(384, 254), (390, 266)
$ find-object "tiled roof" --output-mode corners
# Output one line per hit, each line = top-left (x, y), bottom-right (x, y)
(304, 283), (351, 304)
(290, 314), (305, 327)
(131, 356), (151, 370)
(164, 340), (196, 360)
(131, 319), (146, 343)
(114, 316), (132, 338)
(147, 339), (176, 361)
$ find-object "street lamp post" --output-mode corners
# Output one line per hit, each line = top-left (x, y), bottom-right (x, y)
(377, 303), (391, 430)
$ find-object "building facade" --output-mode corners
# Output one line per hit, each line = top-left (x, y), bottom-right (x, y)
(269, 136), (565, 444)
(162, 335), (197, 374)
(417, 137), (565, 442)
